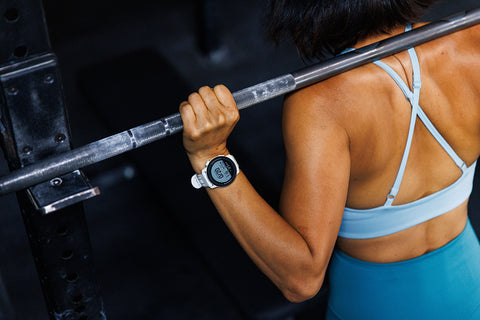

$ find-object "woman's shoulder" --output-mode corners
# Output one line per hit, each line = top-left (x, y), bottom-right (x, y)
(418, 24), (480, 89)
(461, 24), (480, 45)
(284, 63), (388, 125)
(425, 24), (480, 57)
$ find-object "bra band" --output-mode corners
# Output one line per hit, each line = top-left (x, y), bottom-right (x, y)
(338, 25), (475, 239)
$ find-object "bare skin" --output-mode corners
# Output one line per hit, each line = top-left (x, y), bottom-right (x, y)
(179, 24), (480, 303)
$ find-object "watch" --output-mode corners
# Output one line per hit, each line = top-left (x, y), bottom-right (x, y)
(191, 155), (239, 189)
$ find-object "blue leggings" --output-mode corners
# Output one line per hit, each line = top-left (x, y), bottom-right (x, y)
(327, 218), (480, 319)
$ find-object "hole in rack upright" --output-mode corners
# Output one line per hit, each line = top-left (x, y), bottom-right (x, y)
(13, 45), (28, 58)
(4, 8), (19, 22)
(62, 250), (74, 260)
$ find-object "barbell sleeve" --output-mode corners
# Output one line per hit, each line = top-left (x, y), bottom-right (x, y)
(0, 7), (479, 195)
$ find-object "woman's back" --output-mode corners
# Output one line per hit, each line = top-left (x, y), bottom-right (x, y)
(180, 1), (480, 316)
(316, 24), (480, 262)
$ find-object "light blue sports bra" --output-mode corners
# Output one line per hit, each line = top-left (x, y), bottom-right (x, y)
(338, 26), (477, 239)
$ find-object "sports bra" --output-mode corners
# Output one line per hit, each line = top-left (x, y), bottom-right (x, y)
(338, 26), (477, 239)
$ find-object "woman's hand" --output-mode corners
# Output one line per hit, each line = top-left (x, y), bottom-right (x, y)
(179, 85), (240, 172)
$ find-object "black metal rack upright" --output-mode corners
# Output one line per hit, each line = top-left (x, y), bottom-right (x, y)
(0, 1), (105, 319)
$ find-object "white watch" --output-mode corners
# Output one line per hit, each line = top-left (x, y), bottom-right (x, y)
(191, 155), (239, 189)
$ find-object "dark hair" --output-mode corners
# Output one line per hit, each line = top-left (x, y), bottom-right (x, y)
(265, 0), (435, 60)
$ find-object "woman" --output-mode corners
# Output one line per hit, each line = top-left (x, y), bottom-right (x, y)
(179, 1), (480, 318)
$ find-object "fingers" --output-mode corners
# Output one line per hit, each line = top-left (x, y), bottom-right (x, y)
(179, 85), (239, 161)
(197, 87), (224, 127)
(214, 85), (236, 109)
(179, 84), (239, 140)
(180, 85), (239, 128)
(185, 91), (208, 126)
(215, 85), (240, 125)
(198, 86), (220, 111)
(179, 100), (196, 128)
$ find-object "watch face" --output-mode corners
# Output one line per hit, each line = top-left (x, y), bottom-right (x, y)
(207, 156), (237, 187)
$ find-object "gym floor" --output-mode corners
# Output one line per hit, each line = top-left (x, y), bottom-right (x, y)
(0, 0), (479, 319)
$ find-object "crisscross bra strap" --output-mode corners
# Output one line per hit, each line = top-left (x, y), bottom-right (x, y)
(372, 26), (466, 206)
(338, 26), (476, 240)
(416, 107), (467, 171)
(373, 47), (420, 206)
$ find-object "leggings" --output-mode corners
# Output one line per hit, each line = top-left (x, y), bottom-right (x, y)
(326, 218), (480, 320)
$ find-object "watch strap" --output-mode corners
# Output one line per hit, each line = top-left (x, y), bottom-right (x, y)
(191, 171), (214, 189)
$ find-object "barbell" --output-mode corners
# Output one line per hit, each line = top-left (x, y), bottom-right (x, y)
(0, 7), (479, 195)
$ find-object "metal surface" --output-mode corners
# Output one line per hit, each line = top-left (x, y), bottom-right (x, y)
(0, 53), (73, 167)
(234, 74), (297, 110)
(0, 48), (101, 214)
(18, 195), (107, 320)
(0, 0), (50, 64)
(28, 170), (100, 214)
(0, 1), (106, 319)
(0, 7), (479, 195)
(292, 8), (480, 88)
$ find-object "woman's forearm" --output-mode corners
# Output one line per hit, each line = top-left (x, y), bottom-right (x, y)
(202, 168), (327, 302)
(179, 85), (335, 302)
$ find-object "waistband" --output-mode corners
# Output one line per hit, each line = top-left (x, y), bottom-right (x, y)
(328, 218), (480, 319)
(334, 217), (476, 269)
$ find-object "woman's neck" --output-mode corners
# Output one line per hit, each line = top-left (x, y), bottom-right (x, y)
(353, 24), (422, 49)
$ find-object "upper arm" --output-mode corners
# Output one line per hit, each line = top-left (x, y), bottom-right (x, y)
(279, 87), (351, 263)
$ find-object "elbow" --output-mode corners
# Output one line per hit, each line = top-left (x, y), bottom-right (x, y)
(280, 272), (325, 303)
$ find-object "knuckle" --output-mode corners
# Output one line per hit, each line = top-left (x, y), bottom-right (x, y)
(217, 113), (226, 125)
(227, 108), (239, 120)
(203, 121), (214, 132)
(189, 129), (202, 140)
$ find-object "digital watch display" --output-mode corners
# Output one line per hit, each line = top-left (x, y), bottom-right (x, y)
(191, 155), (239, 189)
(206, 156), (237, 187)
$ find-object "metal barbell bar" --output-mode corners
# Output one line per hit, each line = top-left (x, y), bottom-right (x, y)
(0, 7), (479, 195)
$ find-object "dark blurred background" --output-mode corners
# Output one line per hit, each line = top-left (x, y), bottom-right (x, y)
(0, 0), (478, 319)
